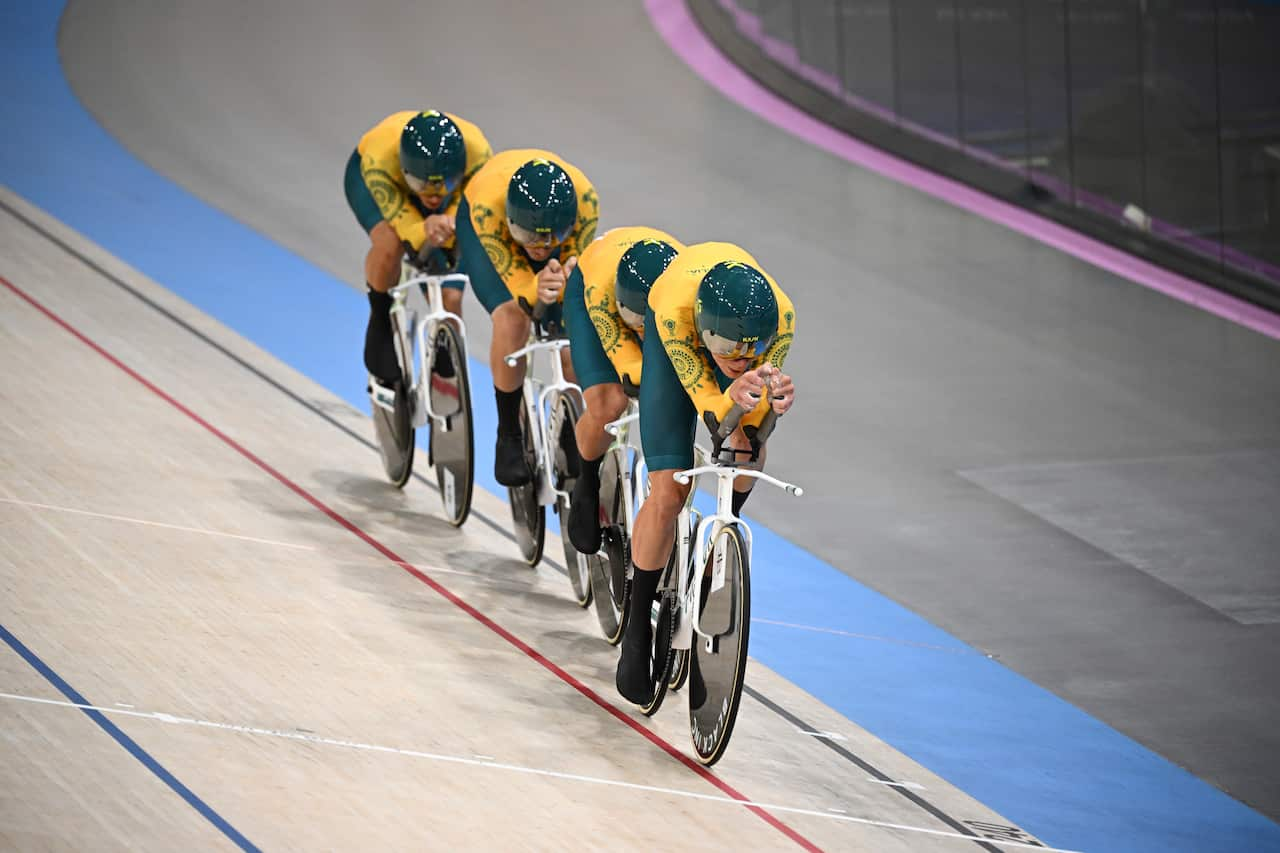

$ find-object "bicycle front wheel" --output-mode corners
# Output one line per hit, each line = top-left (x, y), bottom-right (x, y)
(428, 323), (474, 526)
(689, 523), (751, 766)
(508, 401), (545, 566)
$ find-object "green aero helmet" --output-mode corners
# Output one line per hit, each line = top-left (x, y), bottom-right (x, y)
(506, 159), (578, 248)
(615, 239), (678, 331)
(694, 261), (779, 360)
(399, 111), (466, 195)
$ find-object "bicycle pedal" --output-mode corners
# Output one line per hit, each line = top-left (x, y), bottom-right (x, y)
(369, 379), (398, 413)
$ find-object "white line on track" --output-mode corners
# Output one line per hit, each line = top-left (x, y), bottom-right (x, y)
(867, 779), (926, 791)
(796, 728), (847, 741)
(0, 497), (316, 551)
(751, 617), (989, 655)
(0, 691), (1080, 852)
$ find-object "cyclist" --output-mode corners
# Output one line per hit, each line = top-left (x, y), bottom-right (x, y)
(454, 150), (599, 487)
(343, 110), (492, 385)
(561, 228), (685, 554)
(615, 242), (797, 706)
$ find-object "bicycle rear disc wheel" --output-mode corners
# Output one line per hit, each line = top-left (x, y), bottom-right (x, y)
(508, 402), (545, 566)
(551, 394), (591, 606)
(689, 524), (751, 766)
(429, 323), (474, 526)
(372, 379), (414, 488)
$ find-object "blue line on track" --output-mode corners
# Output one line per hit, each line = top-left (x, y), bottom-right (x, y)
(0, 623), (260, 851)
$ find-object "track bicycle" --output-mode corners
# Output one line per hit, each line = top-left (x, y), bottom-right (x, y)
(637, 406), (802, 766)
(501, 306), (590, 582)
(369, 257), (474, 526)
(585, 397), (648, 644)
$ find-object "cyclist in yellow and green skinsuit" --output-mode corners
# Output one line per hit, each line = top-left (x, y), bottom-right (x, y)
(454, 149), (599, 487)
(615, 242), (798, 706)
(561, 227), (685, 554)
(343, 110), (492, 384)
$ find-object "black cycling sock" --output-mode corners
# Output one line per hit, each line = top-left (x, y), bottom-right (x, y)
(617, 566), (663, 704)
(494, 387), (523, 436)
(731, 487), (753, 517)
(364, 287), (400, 383)
(567, 455), (605, 553)
(559, 420), (584, 479)
(627, 566), (661, 632)
(578, 454), (602, 487)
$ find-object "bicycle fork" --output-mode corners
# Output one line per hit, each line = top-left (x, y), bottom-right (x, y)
(377, 272), (468, 429)
(670, 465), (803, 653)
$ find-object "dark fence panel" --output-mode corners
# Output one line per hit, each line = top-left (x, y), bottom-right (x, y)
(707, 0), (1280, 291)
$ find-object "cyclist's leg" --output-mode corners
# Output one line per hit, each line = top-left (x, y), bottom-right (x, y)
(726, 427), (764, 516)
(439, 243), (465, 325)
(344, 149), (403, 384)
(615, 309), (697, 704)
(563, 266), (628, 551)
(442, 286), (464, 321)
(455, 196), (534, 486)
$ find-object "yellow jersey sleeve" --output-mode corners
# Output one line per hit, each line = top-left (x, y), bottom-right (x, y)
(357, 110), (426, 251)
(464, 149), (600, 309)
(581, 226), (684, 385)
(650, 242), (794, 429)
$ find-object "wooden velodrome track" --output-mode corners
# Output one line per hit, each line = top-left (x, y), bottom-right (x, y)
(0, 191), (1063, 850)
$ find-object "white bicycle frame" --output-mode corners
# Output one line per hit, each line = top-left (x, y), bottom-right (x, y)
(603, 400), (648, 533)
(669, 460), (802, 653)
(370, 262), (468, 430)
(503, 336), (580, 508)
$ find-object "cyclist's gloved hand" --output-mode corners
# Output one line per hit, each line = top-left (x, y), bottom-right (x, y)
(536, 256), (577, 305)
(760, 364), (795, 415)
(728, 366), (769, 410)
(423, 214), (456, 248)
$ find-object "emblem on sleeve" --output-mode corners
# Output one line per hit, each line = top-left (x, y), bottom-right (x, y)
(590, 305), (621, 353)
(479, 233), (513, 276)
(664, 335), (706, 391)
(364, 168), (404, 219)
(768, 332), (793, 369)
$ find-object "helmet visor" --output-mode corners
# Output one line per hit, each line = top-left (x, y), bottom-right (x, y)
(700, 328), (773, 360)
(404, 171), (460, 197)
(508, 218), (572, 249)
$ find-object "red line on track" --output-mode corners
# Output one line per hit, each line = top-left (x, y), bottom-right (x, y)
(1, 274), (824, 853)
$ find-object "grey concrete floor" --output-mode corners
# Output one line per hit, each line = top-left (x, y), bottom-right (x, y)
(58, 0), (1280, 818)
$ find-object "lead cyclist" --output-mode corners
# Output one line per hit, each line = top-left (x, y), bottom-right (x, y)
(342, 110), (492, 386)
(616, 242), (797, 706)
